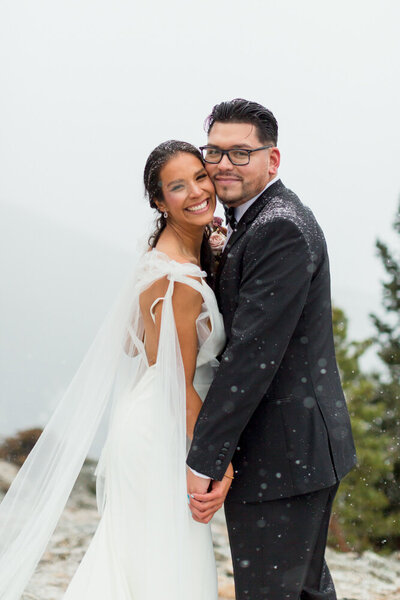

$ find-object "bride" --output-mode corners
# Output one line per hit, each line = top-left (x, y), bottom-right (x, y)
(0, 141), (232, 599)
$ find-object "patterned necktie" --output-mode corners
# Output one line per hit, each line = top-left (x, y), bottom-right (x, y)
(224, 206), (237, 230)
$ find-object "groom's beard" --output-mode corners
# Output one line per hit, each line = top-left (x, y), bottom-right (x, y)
(209, 171), (244, 207)
(211, 173), (265, 208)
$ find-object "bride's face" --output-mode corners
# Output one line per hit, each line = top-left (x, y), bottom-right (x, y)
(157, 153), (216, 227)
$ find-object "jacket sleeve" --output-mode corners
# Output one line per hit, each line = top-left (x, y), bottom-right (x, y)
(186, 218), (315, 479)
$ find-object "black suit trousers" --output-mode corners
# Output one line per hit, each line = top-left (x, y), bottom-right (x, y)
(224, 482), (339, 600)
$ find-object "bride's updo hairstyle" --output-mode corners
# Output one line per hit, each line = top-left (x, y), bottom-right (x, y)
(144, 140), (214, 283)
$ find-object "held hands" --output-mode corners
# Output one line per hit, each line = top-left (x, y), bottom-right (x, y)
(187, 464), (234, 524)
(186, 469), (211, 497)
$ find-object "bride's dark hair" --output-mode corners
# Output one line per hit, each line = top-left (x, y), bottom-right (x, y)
(144, 140), (215, 284)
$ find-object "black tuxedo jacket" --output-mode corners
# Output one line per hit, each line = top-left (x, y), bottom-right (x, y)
(187, 180), (356, 502)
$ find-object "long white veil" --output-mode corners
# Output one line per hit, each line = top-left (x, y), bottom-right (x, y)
(0, 248), (209, 600)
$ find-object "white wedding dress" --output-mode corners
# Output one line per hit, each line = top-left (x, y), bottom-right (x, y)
(0, 249), (226, 600)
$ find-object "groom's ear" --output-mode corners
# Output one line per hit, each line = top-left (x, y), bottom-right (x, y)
(268, 147), (280, 176)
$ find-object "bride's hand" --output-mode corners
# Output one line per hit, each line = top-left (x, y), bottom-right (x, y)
(187, 468), (211, 498)
(189, 463), (234, 524)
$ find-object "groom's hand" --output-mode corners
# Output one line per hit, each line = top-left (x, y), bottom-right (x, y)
(189, 464), (233, 524)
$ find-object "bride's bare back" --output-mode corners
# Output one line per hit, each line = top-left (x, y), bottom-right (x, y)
(138, 243), (206, 439)
(139, 254), (202, 362)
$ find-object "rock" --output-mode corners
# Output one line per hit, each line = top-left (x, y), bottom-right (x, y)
(218, 577), (235, 599)
(0, 459), (19, 493)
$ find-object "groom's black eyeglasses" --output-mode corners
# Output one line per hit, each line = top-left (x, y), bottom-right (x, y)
(199, 145), (273, 166)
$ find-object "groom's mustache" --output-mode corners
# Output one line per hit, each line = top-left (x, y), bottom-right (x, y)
(213, 174), (243, 181)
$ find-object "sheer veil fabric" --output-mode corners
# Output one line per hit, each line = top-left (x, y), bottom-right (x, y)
(0, 248), (225, 600)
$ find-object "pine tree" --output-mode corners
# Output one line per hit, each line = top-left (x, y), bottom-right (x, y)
(370, 199), (400, 546)
(330, 307), (393, 552)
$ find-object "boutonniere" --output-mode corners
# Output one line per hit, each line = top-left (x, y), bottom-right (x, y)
(209, 217), (227, 259)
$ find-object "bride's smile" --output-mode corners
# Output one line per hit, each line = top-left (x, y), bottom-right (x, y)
(185, 198), (211, 214)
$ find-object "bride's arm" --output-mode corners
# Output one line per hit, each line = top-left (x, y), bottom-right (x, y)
(153, 280), (203, 439)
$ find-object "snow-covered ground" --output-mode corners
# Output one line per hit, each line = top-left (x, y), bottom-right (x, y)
(1, 461), (399, 600)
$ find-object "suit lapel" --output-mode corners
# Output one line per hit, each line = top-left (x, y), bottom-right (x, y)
(216, 179), (285, 286)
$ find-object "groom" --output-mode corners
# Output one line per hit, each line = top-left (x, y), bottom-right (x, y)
(187, 99), (356, 600)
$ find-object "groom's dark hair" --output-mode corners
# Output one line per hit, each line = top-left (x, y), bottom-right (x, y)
(205, 99), (278, 146)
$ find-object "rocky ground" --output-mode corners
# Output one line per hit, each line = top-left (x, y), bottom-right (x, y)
(1, 460), (400, 600)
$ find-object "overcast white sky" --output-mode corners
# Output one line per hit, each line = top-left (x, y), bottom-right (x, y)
(1, 0), (400, 432)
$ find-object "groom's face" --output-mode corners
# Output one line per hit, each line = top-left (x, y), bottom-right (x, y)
(206, 122), (279, 207)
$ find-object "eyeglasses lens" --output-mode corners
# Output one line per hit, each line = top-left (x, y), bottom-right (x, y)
(203, 148), (221, 163)
(202, 148), (249, 165)
(228, 150), (249, 165)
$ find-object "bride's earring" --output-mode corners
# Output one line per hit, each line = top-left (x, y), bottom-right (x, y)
(163, 211), (168, 219)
